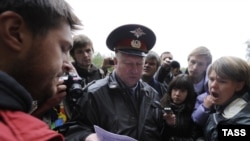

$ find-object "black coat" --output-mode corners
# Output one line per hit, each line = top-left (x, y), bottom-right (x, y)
(67, 72), (165, 141)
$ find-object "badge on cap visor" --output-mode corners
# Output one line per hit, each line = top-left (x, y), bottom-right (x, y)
(131, 40), (141, 48)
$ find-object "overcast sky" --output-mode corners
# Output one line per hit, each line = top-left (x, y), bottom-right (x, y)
(66, 0), (250, 67)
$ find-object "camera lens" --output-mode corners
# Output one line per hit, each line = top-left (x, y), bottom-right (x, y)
(69, 83), (83, 101)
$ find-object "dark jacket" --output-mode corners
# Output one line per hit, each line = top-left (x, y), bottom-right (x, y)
(162, 103), (202, 141)
(66, 71), (165, 141)
(72, 62), (105, 84)
(146, 77), (167, 98)
(204, 90), (250, 141)
(0, 71), (63, 141)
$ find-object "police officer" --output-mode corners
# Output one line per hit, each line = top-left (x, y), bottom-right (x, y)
(67, 24), (165, 141)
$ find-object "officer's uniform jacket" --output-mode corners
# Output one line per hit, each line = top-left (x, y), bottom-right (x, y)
(71, 71), (165, 141)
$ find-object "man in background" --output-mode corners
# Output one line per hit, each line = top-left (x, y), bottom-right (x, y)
(70, 34), (112, 84)
(185, 46), (212, 95)
(154, 51), (176, 85)
(142, 51), (167, 98)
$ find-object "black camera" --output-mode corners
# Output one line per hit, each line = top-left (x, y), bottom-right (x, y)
(154, 101), (173, 114)
(60, 73), (84, 102)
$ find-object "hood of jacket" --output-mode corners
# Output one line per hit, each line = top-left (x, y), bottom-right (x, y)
(0, 71), (32, 113)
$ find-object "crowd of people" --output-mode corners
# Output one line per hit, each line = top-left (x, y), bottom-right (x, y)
(1, 0), (250, 141)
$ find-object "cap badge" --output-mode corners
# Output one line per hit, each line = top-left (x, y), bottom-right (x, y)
(130, 27), (146, 38)
(131, 40), (141, 48)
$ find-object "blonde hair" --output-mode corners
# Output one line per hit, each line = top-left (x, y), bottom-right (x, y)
(188, 46), (212, 65)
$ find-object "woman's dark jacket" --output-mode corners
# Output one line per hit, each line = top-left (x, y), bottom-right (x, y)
(162, 103), (202, 141)
(204, 91), (250, 141)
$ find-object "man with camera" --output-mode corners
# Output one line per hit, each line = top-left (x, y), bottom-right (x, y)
(31, 62), (83, 128)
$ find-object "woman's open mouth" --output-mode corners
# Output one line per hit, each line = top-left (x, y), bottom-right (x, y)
(211, 92), (219, 98)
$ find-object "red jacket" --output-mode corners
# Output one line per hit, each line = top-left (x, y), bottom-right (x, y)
(0, 110), (64, 141)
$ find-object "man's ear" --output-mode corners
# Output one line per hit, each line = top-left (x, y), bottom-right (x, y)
(0, 11), (25, 52)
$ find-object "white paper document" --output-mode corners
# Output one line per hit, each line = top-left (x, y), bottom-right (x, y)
(94, 125), (138, 141)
